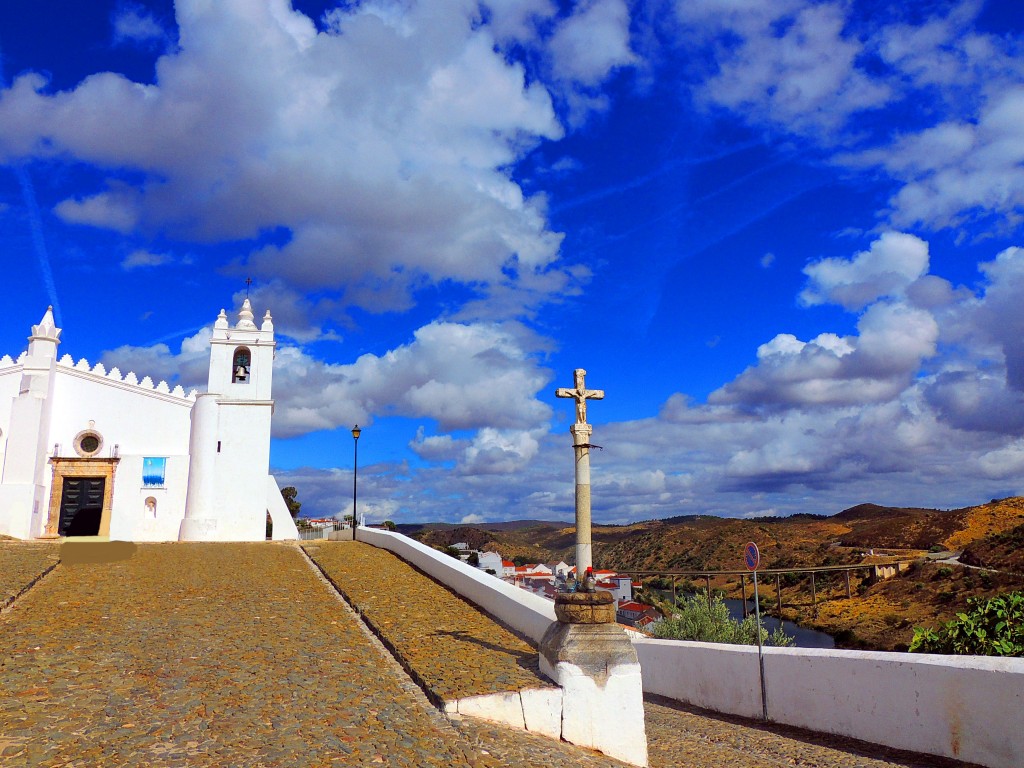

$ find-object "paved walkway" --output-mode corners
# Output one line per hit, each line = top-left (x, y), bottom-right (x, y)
(0, 541), (979, 767)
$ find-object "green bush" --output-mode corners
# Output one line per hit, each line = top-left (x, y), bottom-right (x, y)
(652, 591), (794, 647)
(909, 591), (1024, 656)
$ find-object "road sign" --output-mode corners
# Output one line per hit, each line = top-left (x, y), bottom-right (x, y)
(744, 541), (760, 572)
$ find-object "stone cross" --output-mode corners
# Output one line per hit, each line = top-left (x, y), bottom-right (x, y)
(555, 368), (603, 577)
(556, 368), (604, 425)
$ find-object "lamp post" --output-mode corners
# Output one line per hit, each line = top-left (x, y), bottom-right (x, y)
(351, 425), (361, 539)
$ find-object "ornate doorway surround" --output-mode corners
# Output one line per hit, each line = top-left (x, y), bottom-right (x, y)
(46, 458), (120, 537)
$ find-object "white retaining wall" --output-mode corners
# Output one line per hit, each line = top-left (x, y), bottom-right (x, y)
(358, 529), (1024, 768)
(633, 639), (1024, 768)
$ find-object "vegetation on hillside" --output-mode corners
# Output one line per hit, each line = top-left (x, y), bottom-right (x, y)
(406, 496), (1024, 652)
(654, 592), (794, 647)
(909, 592), (1024, 656)
(960, 521), (1024, 573)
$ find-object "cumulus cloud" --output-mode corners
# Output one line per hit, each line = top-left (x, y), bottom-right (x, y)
(710, 301), (938, 409)
(548, 0), (636, 86)
(100, 326), (212, 387)
(676, 0), (890, 136)
(102, 314), (553, 439)
(673, 1), (1024, 235)
(800, 232), (929, 310)
(0, 0), (640, 323)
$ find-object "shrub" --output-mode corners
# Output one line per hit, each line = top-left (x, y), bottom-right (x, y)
(653, 591), (794, 647)
(909, 591), (1024, 656)
(935, 567), (954, 579)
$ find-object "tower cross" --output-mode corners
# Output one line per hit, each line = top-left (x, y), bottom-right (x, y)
(245, 277), (253, 297)
(556, 368), (604, 425)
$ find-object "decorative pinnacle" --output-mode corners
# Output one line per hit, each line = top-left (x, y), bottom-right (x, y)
(237, 298), (257, 329)
(30, 305), (61, 341)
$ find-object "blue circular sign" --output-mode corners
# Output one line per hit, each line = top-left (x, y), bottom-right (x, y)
(744, 541), (760, 572)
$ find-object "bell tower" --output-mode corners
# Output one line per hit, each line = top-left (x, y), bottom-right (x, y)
(180, 299), (278, 541)
(207, 299), (275, 400)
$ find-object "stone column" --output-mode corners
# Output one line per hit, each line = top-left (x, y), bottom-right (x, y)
(571, 422), (593, 575)
(540, 592), (648, 767)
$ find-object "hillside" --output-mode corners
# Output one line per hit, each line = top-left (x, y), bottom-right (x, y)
(407, 496), (1024, 651)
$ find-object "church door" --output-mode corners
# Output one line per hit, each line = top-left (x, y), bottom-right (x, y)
(58, 477), (106, 536)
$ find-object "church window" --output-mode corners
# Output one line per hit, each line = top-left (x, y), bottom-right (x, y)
(73, 429), (104, 458)
(145, 497), (157, 517)
(143, 457), (167, 488)
(233, 347), (251, 383)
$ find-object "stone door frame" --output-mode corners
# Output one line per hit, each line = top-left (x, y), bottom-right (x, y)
(46, 458), (120, 537)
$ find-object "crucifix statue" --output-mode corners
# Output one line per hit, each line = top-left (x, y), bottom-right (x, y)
(556, 368), (605, 425)
(556, 368), (604, 579)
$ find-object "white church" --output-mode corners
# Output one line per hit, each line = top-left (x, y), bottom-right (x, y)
(0, 300), (298, 542)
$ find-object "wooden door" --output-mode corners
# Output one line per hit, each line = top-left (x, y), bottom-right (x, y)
(58, 477), (105, 536)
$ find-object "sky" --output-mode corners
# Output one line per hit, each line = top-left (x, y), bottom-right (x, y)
(2, 0), (1024, 525)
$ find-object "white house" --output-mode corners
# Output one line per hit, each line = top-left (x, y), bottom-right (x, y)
(477, 551), (504, 573)
(0, 301), (298, 542)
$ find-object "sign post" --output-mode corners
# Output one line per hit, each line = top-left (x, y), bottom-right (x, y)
(745, 541), (768, 721)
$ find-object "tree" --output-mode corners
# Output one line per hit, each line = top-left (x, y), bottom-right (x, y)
(443, 546), (462, 560)
(382, 520), (397, 531)
(910, 592), (1024, 656)
(280, 486), (301, 519)
(467, 551), (480, 567)
(653, 591), (794, 647)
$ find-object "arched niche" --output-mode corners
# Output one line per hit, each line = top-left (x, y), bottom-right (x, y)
(232, 346), (251, 383)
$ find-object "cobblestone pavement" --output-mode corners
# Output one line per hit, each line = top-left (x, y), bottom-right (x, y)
(0, 541), (59, 611)
(0, 543), (474, 767)
(304, 542), (554, 706)
(307, 541), (980, 768)
(0, 540), (981, 768)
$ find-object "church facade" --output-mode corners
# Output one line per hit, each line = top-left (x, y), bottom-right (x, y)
(0, 300), (298, 542)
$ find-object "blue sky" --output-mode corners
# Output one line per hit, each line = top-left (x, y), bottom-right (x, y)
(2, 0), (1024, 524)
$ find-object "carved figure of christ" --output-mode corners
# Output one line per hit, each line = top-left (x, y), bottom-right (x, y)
(556, 368), (604, 425)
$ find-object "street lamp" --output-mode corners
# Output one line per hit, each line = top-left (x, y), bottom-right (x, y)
(351, 425), (361, 539)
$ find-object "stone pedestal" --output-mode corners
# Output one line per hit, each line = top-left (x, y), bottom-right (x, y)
(540, 592), (648, 767)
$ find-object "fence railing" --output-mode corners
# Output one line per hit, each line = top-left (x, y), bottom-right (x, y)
(297, 522), (350, 541)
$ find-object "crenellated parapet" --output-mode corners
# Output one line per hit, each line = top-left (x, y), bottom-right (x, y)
(55, 353), (197, 401)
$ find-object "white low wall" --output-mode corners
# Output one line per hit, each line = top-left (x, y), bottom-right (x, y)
(633, 635), (1024, 768)
(356, 526), (556, 643)
(357, 531), (1023, 768)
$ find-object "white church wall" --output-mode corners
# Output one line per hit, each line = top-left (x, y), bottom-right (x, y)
(47, 368), (193, 456)
(210, 402), (274, 541)
(42, 369), (194, 540)
(0, 366), (23, 492)
(108, 454), (191, 541)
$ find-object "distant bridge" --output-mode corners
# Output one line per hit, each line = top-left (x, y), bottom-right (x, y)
(615, 559), (918, 617)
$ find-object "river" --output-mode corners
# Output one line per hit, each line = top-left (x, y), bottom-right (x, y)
(658, 589), (836, 648)
(722, 598), (835, 649)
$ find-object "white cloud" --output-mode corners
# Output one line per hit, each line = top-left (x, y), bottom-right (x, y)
(102, 315), (554, 440)
(677, 1), (891, 137)
(113, 4), (171, 47)
(547, 0), (636, 86)
(800, 233), (929, 310)
(121, 249), (173, 270)
(461, 513), (485, 524)
(869, 89), (1024, 230)
(0, 0), (583, 321)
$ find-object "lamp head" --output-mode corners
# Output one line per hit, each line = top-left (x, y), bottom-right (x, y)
(351, 425), (361, 440)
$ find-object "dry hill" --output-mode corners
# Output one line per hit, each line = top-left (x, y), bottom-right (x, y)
(406, 497), (1024, 651)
